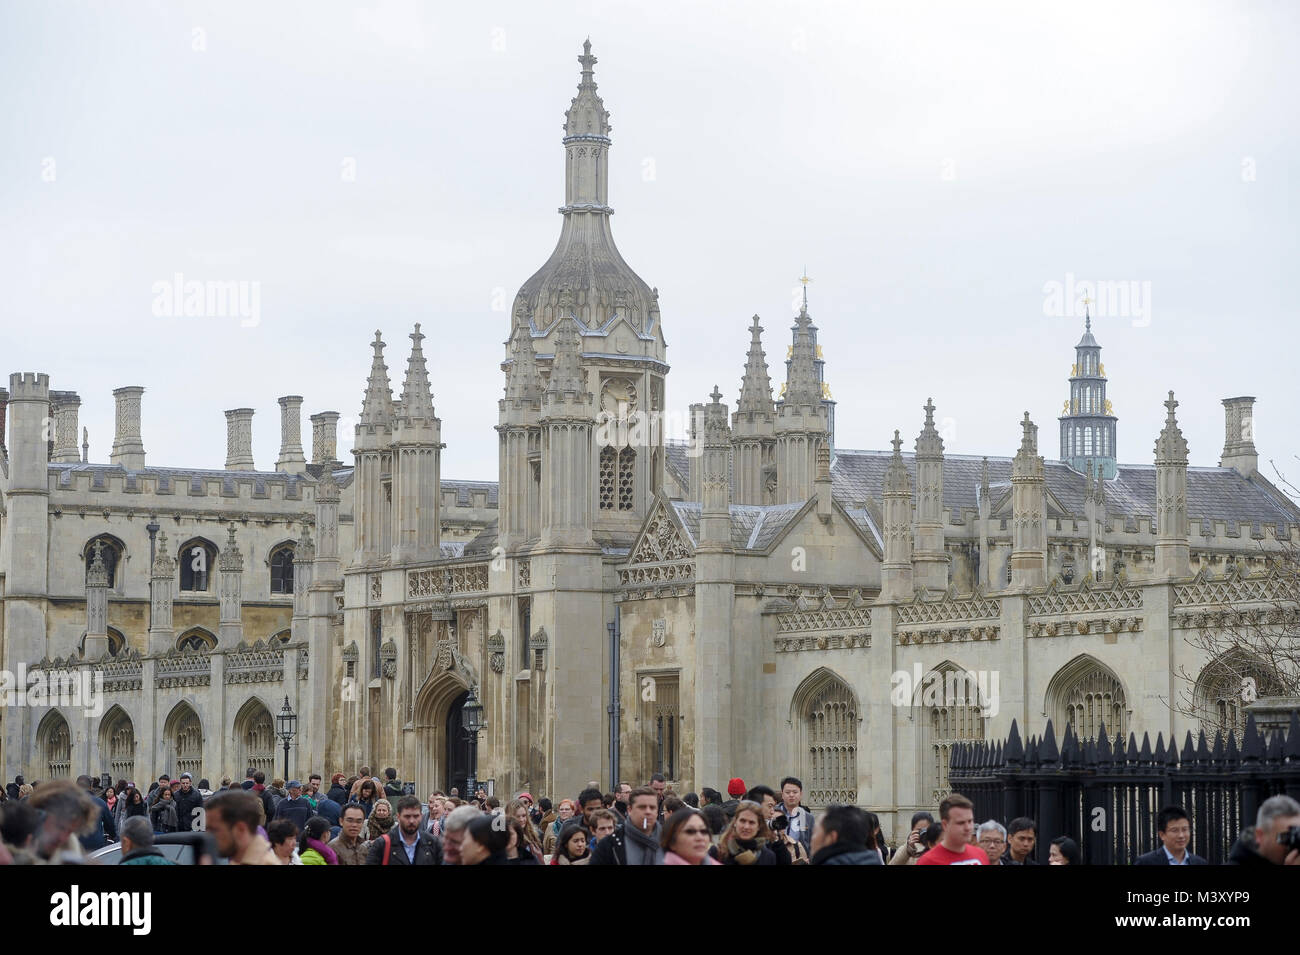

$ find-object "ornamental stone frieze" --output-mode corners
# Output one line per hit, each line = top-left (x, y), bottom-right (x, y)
(407, 563), (490, 599)
(517, 559), (531, 589)
(1173, 564), (1300, 607)
(1026, 573), (1142, 616)
(1027, 617), (1142, 638)
(897, 626), (1001, 646)
(896, 587), (1001, 626)
(224, 639), (286, 684)
(486, 631), (506, 673)
(774, 632), (871, 653)
(155, 647), (212, 688)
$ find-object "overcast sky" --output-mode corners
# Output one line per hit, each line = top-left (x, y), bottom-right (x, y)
(3, 1), (1297, 491)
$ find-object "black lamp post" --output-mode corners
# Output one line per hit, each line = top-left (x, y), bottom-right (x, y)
(461, 686), (484, 801)
(276, 696), (298, 783)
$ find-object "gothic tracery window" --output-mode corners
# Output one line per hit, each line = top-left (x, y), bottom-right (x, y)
(793, 670), (858, 806)
(270, 544), (295, 595)
(178, 538), (217, 592)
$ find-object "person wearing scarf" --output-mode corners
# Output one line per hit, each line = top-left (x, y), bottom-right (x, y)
(550, 821), (591, 865)
(366, 798), (396, 841)
(708, 800), (777, 865)
(299, 816), (340, 865)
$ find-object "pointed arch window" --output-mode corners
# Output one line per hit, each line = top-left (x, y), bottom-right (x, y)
(1048, 655), (1128, 741)
(38, 711), (72, 780)
(915, 664), (986, 805)
(85, 536), (123, 589)
(176, 628), (217, 652)
(178, 538), (217, 592)
(270, 544), (295, 595)
(792, 669), (858, 807)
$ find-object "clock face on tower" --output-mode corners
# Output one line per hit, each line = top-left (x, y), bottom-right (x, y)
(600, 377), (638, 416)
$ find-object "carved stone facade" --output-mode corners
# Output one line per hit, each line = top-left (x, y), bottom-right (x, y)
(3, 43), (1298, 852)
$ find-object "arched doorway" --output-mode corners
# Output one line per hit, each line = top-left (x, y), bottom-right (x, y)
(38, 710), (72, 779)
(414, 669), (471, 798)
(444, 691), (471, 796)
(790, 668), (859, 808)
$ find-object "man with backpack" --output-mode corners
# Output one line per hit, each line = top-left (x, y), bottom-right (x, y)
(366, 794), (442, 865)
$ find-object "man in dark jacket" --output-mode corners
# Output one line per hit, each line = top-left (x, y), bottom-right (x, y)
(1228, 795), (1300, 866)
(1001, 817), (1039, 864)
(383, 767), (404, 800)
(273, 780), (313, 831)
(810, 805), (882, 865)
(119, 817), (176, 865)
(779, 777), (815, 857)
(366, 795), (442, 865)
(1135, 805), (1207, 865)
(590, 787), (664, 865)
(173, 773), (205, 833)
(75, 775), (118, 850)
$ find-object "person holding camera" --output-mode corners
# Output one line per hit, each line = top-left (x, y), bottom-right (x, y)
(1228, 794), (1300, 866)
(889, 811), (936, 865)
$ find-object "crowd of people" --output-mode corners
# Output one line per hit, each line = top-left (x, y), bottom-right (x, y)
(1, 767), (1296, 866)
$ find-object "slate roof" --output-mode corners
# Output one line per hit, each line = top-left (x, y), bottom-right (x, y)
(829, 450), (1300, 533)
(670, 500), (807, 552)
(665, 440), (692, 489)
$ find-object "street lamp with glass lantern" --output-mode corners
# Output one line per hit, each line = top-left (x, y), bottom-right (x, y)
(276, 695), (297, 783)
(461, 686), (485, 801)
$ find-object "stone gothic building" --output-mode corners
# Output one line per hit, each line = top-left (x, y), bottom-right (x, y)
(3, 43), (1298, 833)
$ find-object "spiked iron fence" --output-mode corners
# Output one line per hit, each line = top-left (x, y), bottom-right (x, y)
(948, 711), (1300, 864)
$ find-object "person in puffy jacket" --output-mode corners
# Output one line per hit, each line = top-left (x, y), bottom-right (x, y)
(150, 788), (179, 833)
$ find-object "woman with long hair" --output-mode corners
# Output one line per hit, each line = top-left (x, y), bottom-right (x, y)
(299, 816), (339, 865)
(506, 798), (545, 862)
(550, 821), (591, 865)
(543, 798), (576, 856)
(366, 798), (395, 841)
(124, 788), (148, 818)
(709, 800), (776, 865)
(662, 808), (719, 865)
(351, 778), (380, 819)
(505, 816), (542, 865)
(149, 787), (178, 833)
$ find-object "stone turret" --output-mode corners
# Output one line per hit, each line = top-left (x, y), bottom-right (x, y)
(354, 331), (395, 560)
(539, 317), (596, 549)
(699, 387), (733, 547)
(912, 398), (948, 592)
(1010, 413), (1047, 590)
(1059, 309), (1117, 478)
(1155, 391), (1190, 579)
(774, 296), (828, 504)
(732, 315), (776, 505)
(391, 324), (443, 563)
(880, 431), (915, 602)
(498, 322), (544, 549)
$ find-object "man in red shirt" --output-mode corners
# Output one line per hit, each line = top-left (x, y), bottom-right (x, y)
(916, 793), (988, 865)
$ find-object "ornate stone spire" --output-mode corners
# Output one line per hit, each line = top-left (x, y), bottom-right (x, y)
(504, 322), (544, 404)
(86, 540), (109, 588)
(563, 38), (612, 211)
(783, 307), (821, 409)
(545, 317), (588, 401)
(913, 398), (947, 592)
(151, 530), (176, 577)
(398, 323), (436, 421)
(1010, 412), (1046, 589)
(359, 330), (395, 427)
(737, 315), (775, 416)
(1155, 391), (1190, 578)
(218, 524), (243, 572)
(880, 430), (915, 601)
(980, 455), (990, 500)
(1155, 391), (1188, 464)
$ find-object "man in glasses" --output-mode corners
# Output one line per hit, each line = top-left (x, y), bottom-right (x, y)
(976, 820), (1008, 865)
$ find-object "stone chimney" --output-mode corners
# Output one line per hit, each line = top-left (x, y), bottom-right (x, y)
(0, 385), (8, 450)
(1220, 396), (1257, 476)
(225, 408), (255, 470)
(276, 395), (307, 473)
(311, 411), (341, 466)
(50, 391), (81, 463)
(110, 386), (146, 470)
